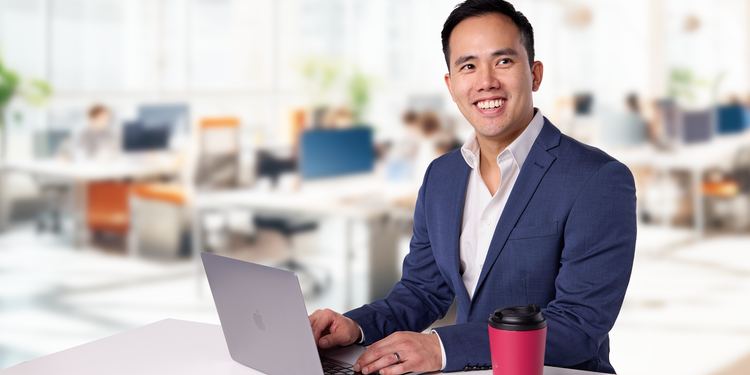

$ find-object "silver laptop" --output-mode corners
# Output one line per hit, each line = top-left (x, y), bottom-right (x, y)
(201, 252), (364, 375)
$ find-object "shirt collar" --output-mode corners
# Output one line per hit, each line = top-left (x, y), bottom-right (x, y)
(460, 108), (545, 170)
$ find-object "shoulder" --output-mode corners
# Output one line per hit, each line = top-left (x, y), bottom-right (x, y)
(542, 120), (634, 185)
(558, 133), (616, 165)
(423, 147), (469, 180)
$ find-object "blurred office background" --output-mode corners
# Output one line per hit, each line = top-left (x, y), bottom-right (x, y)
(1, 0), (750, 374)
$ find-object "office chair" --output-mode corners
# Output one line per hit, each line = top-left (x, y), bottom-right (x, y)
(130, 117), (244, 257)
(702, 146), (750, 231)
(35, 129), (73, 234)
(87, 181), (131, 239)
(253, 150), (328, 296)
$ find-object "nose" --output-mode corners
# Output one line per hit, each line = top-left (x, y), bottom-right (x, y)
(476, 64), (500, 92)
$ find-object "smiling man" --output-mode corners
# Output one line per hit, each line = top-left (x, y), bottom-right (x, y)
(309, 1), (636, 374)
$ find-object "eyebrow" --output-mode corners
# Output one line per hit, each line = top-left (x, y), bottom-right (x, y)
(453, 48), (520, 68)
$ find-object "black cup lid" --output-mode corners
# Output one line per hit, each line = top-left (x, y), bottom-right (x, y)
(488, 304), (547, 331)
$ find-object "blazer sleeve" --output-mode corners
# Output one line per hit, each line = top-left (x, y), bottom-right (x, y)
(435, 160), (636, 372)
(344, 162), (456, 344)
(542, 160), (637, 368)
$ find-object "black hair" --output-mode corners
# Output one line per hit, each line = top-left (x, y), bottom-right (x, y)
(441, 0), (535, 71)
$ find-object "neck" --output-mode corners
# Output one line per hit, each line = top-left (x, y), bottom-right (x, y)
(476, 108), (535, 165)
(476, 136), (506, 168)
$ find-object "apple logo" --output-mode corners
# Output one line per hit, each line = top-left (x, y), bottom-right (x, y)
(253, 310), (266, 331)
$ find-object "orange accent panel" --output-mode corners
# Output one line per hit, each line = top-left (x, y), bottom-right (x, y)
(702, 180), (740, 198)
(87, 182), (131, 235)
(200, 117), (240, 129)
(132, 183), (187, 205)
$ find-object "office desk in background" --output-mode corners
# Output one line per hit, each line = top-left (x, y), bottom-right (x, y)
(192, 175), (420, 310)
(0, 157), (180, 247)
(0, 318), (605, 375)
(608, 133), (750, 237)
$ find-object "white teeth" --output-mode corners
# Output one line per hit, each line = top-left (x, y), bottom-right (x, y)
(477, 99), (504, 109)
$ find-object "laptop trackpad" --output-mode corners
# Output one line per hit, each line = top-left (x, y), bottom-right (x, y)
(321, 345), (429, 374)
(321, 345), (365, 365)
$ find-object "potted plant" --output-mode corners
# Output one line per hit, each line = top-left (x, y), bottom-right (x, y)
(0, 54), (52, 159)
(0, 54), (51, 231)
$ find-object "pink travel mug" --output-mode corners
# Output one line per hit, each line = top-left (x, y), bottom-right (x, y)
(488, 304), (547, 375)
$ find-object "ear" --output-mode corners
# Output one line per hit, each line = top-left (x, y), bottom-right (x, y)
(444, 73), (457, 103)
(531, 61), (544, 92)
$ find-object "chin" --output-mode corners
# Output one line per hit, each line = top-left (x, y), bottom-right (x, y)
(477, 125), (511, 139)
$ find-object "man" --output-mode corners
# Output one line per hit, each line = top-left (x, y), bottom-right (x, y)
(58, 104), (119, 161)
(309, 1), (636, 374)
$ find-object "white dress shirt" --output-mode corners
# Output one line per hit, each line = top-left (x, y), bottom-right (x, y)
(434, 108), (545, 369)
(458, 109), (544, 299)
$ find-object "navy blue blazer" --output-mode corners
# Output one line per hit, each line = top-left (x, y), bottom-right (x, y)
(345, 118), (636, 373)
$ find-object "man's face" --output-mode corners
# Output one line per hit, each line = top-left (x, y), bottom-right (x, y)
(90, 111), (111, 131)
(444, 13), (543, 145)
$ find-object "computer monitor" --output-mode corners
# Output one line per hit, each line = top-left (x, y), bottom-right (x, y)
(717, 105), (749, 135)
(137, 104), (190, 134)
(36, 129), (71, 158)
(122, 121), (171, 152)
(574, 93), (594, 116)
(299, 127), (375, 180)
(682, 110), (713, 144)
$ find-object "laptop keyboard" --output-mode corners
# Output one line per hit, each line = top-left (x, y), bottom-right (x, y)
(321, 357), (362, 375)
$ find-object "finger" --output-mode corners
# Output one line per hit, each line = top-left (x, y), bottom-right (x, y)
(308, 313), (319, 340)
(355, 345), (382, 371)
(309, 311), (333, 346)
(355, 333), (400, 368)
(378, 362), (409, 375)
(319, 318), (357, 348)
(318, 331), (341, 348)
(358, 351), (401, 375)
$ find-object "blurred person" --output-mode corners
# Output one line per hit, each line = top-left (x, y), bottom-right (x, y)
(413, 111), (443, 175)
(625, 93), (640, 114)
(58, 104), (119, 161)
(388, 110), (459, 183)
(617, 92), (648, 146)
(387, 110), (421, 164)
(648, 99), (680, 149)
(309, 1), (636, 374)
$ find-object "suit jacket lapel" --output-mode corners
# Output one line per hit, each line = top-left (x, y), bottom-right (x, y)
(471, 119), (561, 299)
(438, 153), (472, 303)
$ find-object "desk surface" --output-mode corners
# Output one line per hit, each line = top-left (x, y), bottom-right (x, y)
(0, 319), (603, 375)
(1, 157), (178, 181)
(194, 175), (419, 220)
(607, 133), (750, 171)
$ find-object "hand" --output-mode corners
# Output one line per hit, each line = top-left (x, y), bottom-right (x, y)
(353, 331), (441, 375)
(309, 309), (361, 349)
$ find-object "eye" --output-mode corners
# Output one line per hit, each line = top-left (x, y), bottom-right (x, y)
(460, 63), (475, 71)
(497, 58), (512, 66)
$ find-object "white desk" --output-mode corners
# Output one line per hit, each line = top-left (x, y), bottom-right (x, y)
(0, 157), (179, 247)
(1, 157), (179, 181)
(0, 319), (603, 375)
(608, 134), (750, 237)
(192, 175), (420, 309)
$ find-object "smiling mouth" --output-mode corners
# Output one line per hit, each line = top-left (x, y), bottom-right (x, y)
(475, 99), (506, 110)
